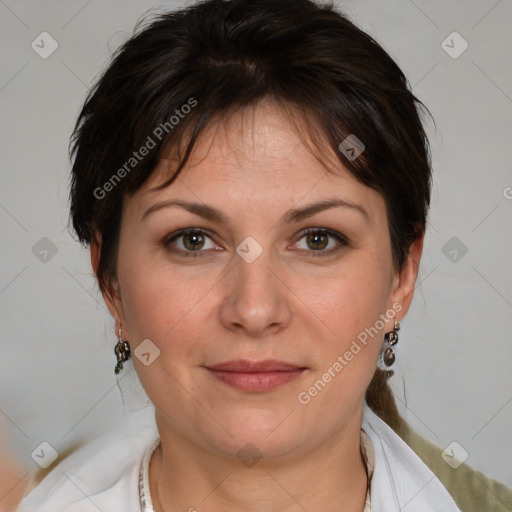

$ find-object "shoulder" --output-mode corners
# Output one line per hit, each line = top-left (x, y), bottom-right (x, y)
(362, 403), (461, 512)
(17, 409), (158, 512)
(402, 422), (512, 512)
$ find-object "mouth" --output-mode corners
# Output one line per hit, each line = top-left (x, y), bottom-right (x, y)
(204, 359), (307, 392)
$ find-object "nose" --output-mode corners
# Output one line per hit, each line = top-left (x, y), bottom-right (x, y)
(218, 246), (292, 338)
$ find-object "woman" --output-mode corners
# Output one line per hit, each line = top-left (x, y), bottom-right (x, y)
(17, 0), (463, 510)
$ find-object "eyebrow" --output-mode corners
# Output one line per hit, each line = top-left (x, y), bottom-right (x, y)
(141, 198), (370, 224)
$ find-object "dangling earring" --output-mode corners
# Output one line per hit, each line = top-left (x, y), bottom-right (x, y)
(114, 328), (131, 375)
(377, 318), (400, 370)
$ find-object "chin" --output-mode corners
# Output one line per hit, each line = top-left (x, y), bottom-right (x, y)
(201, 408), (307, 462)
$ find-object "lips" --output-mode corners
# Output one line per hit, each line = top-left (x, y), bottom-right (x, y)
(205, 359), (306, 392)
(208, 359), (304, 372)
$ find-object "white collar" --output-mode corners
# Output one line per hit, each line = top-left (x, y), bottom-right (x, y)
(17, 404), (459, 511)
(361, 402), (460, 511)
(138, 404), (461, 511)
(139, 436), (159, 511)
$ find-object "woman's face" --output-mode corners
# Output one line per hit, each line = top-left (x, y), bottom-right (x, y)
(97, 102), (420, 460)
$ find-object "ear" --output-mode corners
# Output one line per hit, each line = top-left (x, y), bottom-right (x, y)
(90, 232), (126, 336)
(389, 234), (424, 318)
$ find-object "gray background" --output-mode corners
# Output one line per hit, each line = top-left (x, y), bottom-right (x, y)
(1, 0), (511, 500)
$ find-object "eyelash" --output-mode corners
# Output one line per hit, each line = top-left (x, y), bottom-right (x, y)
(163, 228), (348, 258)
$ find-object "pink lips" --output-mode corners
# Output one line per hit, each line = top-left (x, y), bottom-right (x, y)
(205, 359), (306, 392)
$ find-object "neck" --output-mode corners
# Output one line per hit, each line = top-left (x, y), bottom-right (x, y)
(149, 411), (368, 512)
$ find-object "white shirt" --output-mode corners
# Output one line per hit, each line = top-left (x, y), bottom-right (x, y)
(17, 403), (460, 511)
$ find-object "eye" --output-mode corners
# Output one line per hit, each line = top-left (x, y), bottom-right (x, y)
(163, 228), (221, 257)
(163, 227), (348, 258)
(292, 228), (348, 256)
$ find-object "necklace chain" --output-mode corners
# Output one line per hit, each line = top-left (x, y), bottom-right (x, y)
(139, 433), (373, 511)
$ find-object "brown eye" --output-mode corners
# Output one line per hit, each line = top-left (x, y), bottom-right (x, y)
(164, 228), (219, 257)
(305, 231), (329, 250)
(293, 228), (348, 256)
(182, 231), (206, 250)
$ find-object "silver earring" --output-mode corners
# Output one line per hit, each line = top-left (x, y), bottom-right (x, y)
(114, 328), (131, 375)
(377, 318), (400, 370)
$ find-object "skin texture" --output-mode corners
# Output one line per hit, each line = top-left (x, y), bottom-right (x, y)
(92, 101), (423, 511)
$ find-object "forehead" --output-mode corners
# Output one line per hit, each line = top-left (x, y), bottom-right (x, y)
(128, 101), (385, 220)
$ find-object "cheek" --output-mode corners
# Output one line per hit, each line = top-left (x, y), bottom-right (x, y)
(116, 244), (179, 335)
(120, 270), (196, 342)
(301, 262), (393, 391)
(116, 251), (224, 373)
(312, 256), (393, 339)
